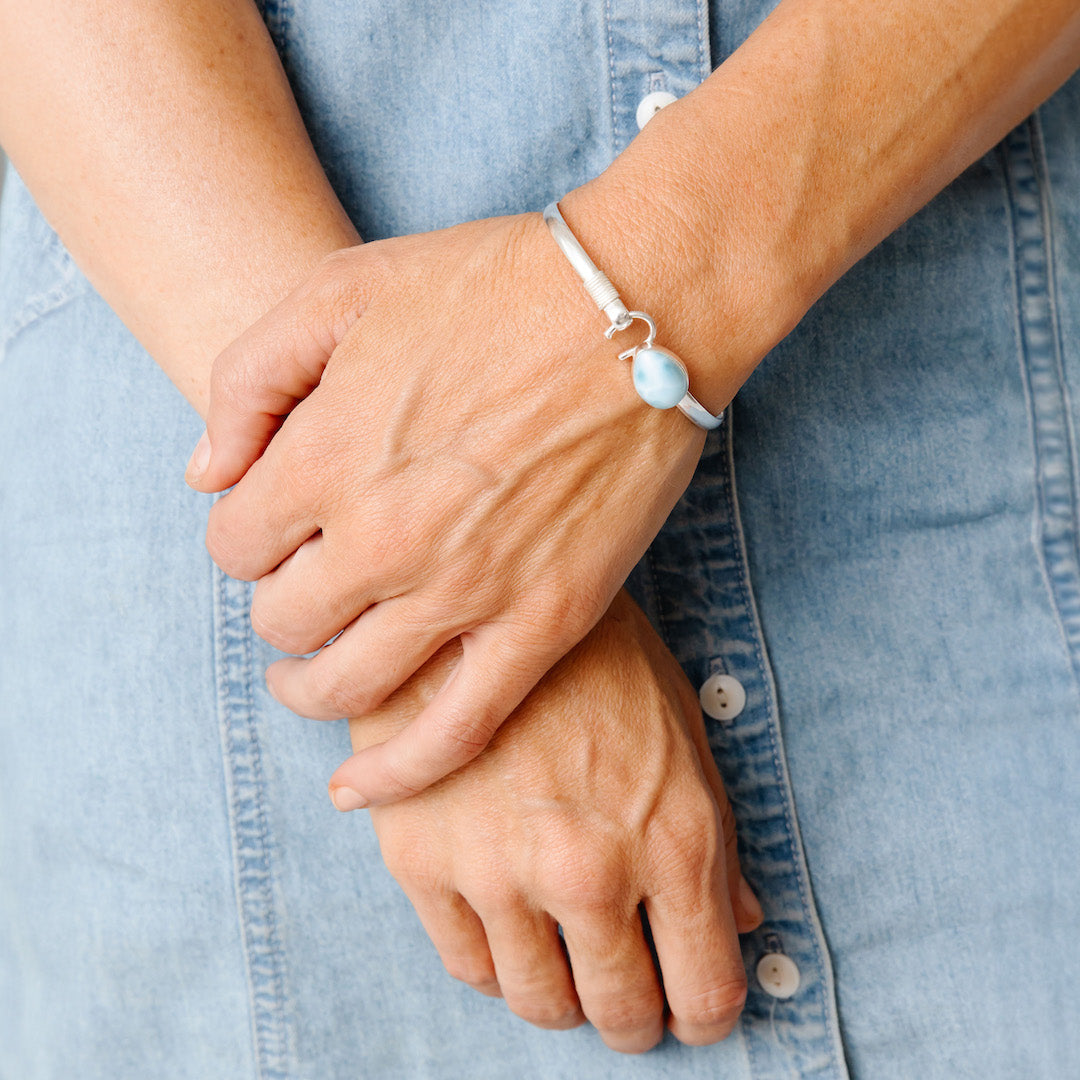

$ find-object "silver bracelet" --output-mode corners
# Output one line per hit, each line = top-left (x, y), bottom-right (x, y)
(542, 201), (724, 431)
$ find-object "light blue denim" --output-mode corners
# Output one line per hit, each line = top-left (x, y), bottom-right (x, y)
(2, 1), (1079, 1077)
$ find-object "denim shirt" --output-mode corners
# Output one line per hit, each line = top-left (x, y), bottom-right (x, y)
(2, 2), (1079, 1077)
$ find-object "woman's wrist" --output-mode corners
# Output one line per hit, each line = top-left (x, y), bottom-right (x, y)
(555, 0), (1080, 423)
(554, 108), (799, 422)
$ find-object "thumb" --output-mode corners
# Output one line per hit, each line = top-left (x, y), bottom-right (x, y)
(185, 245), (368, 492)
(327, 630), (552, 808)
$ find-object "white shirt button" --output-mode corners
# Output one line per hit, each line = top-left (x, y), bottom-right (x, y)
(699, 673), (746, 722)
(636, 90), (677, 130)
(756, 953), (801, 999)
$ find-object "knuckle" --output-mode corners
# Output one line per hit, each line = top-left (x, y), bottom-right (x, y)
(210, 349), (269, 415)
(678, 976), (749, 1033)
(589, 992), (663, 1036)
(443, 956), (498, 991)
(562, 879), (617, 917)
(377, 755), (427, 801)
(379, 839), (444, 892)
(543, 846), (626, 915)
(305, 249), (362, 322)
(377, 842), (413, 883)
(534, 578), (604, 643)
(356, 506), (421, 580)
(430, 710), (496, 762)
(315, 247), (355, 279)
(205, 518), (253, 581)
(276, 432), (318, 489)
(507, 995), (583, 1030)
(650, 793), (723, 889)
(310, 248), (372, 336)
(249, 597), (311, 655)
(207, 353), (240, 406)
(673, 811), (722, 879)
(449, 560), (502, 613)
(310, 662), (368, 717)
(376, 838), (414, 882)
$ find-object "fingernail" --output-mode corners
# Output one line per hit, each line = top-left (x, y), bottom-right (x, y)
(330, 786), (368, 812)
(737, 876), (764, 925)
(185, 430), (211, 483)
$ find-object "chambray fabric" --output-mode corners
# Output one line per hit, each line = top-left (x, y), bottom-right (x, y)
(2, 1), (1079, 1076)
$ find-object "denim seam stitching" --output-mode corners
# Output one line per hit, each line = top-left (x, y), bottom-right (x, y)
(1003, 125), (1075, 678)
(723, 401), (850, 1080)
(214, 566), (263, 1077)
(214, 567), (293, 1080)
(241, 589), (295, 1076)
(603, 0), (619, 154)
(1032, 111), (1080, 688)
(694, 0), (710, 82)
(1002, 116), (1080, 694)
(0, 248), (84, 364)
(1000, 135), (1052, 652)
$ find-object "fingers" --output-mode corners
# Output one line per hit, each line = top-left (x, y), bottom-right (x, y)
(642, 717), (755, 1044)
(249, 534), (373, 655)
(388, 840), (584, 1026)
(265, 599), (454, 720)
(329, 628), (553, 805)
(471, 900), (584, 1030)
(398, 886), (502, 998)
(675, 679), (763, 934)
(185, 246), (369, 494)
(203, 419), (323, 580)
(713, 779), (764, 934)
(645, 878), (748, 1047)
(559, 908), (666, 1054)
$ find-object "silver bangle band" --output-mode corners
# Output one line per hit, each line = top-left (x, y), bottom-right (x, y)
(542, 200), (724, 432)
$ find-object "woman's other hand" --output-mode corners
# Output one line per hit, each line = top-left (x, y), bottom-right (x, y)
(345, 589), (763, 1054)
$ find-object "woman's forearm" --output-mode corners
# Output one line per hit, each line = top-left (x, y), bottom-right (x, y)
(560, 0), (1080, 413)
(0, 0), (358, 414)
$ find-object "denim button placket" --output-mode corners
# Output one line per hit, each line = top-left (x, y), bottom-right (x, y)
(634, 411), (849, 1077)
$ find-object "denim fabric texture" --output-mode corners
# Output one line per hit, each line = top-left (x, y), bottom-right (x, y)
(2, 1), (1079, 1077)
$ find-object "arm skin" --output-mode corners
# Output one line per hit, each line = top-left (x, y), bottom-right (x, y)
(0, 0), (761, 1049)
(0, 0), (359, 408)
(188, 0), (1080, 805)
(559, 0), (1080, 415)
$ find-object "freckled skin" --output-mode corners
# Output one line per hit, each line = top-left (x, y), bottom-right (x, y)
(2, 0), (1079, 1056)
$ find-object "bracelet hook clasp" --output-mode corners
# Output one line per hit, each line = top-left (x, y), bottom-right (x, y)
(604, 310), (657, 360)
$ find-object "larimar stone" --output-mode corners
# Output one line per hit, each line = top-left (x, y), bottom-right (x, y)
(631, 346), (689, 409)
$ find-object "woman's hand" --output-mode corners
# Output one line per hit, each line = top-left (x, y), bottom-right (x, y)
(189, 202), (724, 806)
(344, 589), (763, 1054)
(182, 0), (1080, 814)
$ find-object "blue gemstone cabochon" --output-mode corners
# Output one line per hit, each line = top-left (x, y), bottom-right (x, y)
(631, 347), (689, 410)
